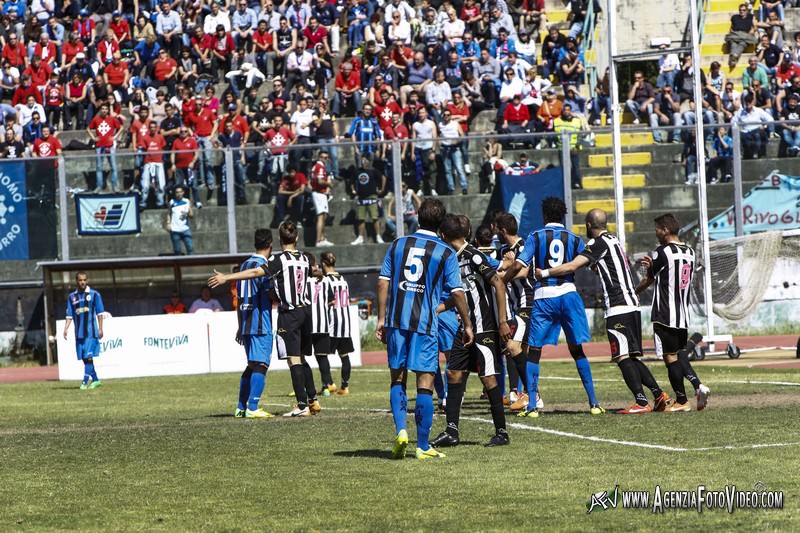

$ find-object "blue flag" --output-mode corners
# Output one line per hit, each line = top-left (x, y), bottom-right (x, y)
(496, 167), (565, 237)
(0, 161), (29, 260)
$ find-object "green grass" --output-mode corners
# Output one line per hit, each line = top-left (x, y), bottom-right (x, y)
(1, 361), (799, 531)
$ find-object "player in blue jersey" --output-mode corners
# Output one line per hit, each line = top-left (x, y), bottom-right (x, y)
(377, 199), (473, 460)
(502, 197), (604, 417)
(233, 229), (275, 419)
(63, 272), (105, 389)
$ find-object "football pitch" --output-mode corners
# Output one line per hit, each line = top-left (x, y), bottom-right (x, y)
(1, 360), (798, 531)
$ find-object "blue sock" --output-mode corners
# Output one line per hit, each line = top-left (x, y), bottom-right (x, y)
(238, 375), (250, 411)
(433, 364), (445, 401)
(90, 364), (98, 382)
(82, 362), (91, 385)
(517, 377), (524, 393)
(575, 358), (599, 406)
(390, 382), (407, 433)
(525, 361), (540, 411)
(415, 390), (434, 450)
(247, 371), (266, 411)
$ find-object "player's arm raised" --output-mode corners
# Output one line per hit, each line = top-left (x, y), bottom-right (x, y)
(208, 267), (265, 288)
(535, 255), (590, 279)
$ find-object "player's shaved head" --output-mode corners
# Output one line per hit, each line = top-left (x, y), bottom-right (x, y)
(542, 197), (567, 224)
(418, 199), (447, 231)
(585, 208), (608, 230)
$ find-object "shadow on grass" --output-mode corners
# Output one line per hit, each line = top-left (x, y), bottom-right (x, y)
(333, 449), (396, 460)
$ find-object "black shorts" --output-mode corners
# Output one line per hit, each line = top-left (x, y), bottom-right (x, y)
(448, 330), (501, 377)
(312, 333), (330, 355)
(605, 310), (643, 359)
(276, 307), (312, 359)
(329, 336), (354, 355)
(653, 322), (688, 357)
(511, 308), (531, 345)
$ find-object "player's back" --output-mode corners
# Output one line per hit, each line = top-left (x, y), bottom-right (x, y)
(237, 254), (272, 336)
(651, 241), (695, 329)
(583, 232), (639, 310)
(379, 230), (461, 335)
(308, 275), (330, 334)
(526, 224), (585, 294)
(326, 272), (352, 338)
(459, 244), (500, 333)
(501, 237), (533, 310)
(263, 250), (311, 310)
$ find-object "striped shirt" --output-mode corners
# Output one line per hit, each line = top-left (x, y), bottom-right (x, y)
(326, 272), (352, 338)
(237, 254), (273, 336)
(309, 275), (331, 335)
(649, 241), (695, 329)
(259, 250), (311, 310)
(500, 237), (533, 310)
(459, 244), (500, 333)
(66, 287), (104, 339)
(348, 116), (383, 154)
(379, 229), (463, 335)
(580, 232), (639, 315)
(516, 223), (585, 299)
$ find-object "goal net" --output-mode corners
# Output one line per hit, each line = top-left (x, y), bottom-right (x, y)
(691, 231), (800, 322)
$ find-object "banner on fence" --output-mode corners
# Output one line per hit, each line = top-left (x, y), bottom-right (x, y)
(0, 161), (30, 260)
(709, 171), (800, 239)
(489, 167), (564, 238)
(75, 193), (141, 235)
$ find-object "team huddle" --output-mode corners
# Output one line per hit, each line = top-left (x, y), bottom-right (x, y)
(207, 222), (354, 418)
(377, 197), (711, 460)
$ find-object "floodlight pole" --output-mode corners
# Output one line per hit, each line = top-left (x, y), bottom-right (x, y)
(606, 0), (626, 249)
(689, 0), (715, 338)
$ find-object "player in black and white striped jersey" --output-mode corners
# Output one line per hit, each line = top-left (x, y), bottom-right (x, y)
(321, 252), (355, 395)
(431, 214), (512, 448)
(636, 213), (711, 412)
(308, 254), (336, 396)
(209, 221), (321, 417)
(534, 208), (671, 415)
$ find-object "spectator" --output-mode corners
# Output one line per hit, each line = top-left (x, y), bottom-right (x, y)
(490, 27), (516, 61)
(189, 287), (223, 313)
(31, 124), (61, 158)
(139, 121), (167, 208)
(0, 62), (20, 101)
(780, 93), (800, 156)
(225, 62), (266, 98)
(438, 109), (468, 194)
(541, 26), (566, 79)
(553, 103), (586, 189)
(165, 184), (194, 255)
(650, 85), (682, 143)
(567, 0), (597, 40)
(16, 94), (46, 127)
(232, 0), (258, 51)
(681, 129), (698, 185)
(674, 55), (707, 122)
(385, 181), (420, 237)
(43, 73), (63, 128)
(163, 292), (187, 314)
(265, 113), (295, 192)
(724, 3), (757, 68)
(777, 75), (800, 112)
(498, 67), (524, 112)
(537, 88), (562, 144)
(707, 126), (733, 182)
(133, 35), (161, 80)
(310, 151), (334, 246)
(253, 20), (276, 80)
(87, 102), (123, 192)
(204, 2), (231, 34)
(185, 96), (218, 200)
(22, 111), (48, 147)
(104, 52), (130, 103)
(134, 14), (155, 44)
(515, 29), (536, 65)
(153, 48), (178, 93)
(171, 126), (201, 207)
(757, 9), (784, 46)
(410, 107), (437, 195)
(0, 128), (24, 158)
(474, 48), (501, 107)
(489, 6), (516, 40)
(720, 80), (741, 122)
(755, 34), (782, 69)
(388, 10), (412, 46)
(285, 39), (316, 94)
(656, 44), (680, 89)
(312, 0), (341, 54)
(63, 71), (88, 129)
(589, 67), (611, 125)
(376, 53), (401, 93)
(510, 152), (539, 171)
(349, 155), (385, 245)
(501, 92), (530, 136)
(218, 118), (248, 205)
(2, 32), (27, 69)
(348, 103), (383, 161)
(210, 25), (235, 82)
(346, 0), (369, 47)
(563, 85), (587, 116)
(276, 165), (307, 222)
(776, 54), (800, 91)
(33, 32), (57, 68)
(705, 61), (725, 120)
(625, 70), (655, 124)
(109, 10), (132, 50)
(273, 17), (297, 78)
(732, 94), (773, 159)
(310, 109), (340, 177)
(96, 29), (119, 65)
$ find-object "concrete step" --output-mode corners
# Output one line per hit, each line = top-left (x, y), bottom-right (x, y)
(574, 197), (642, 214)
(703, 20), (731, 34)
(704, 11), (736, 24)
(594, 131), (655, 148)
(709, 0), (742, 13)
(587, 151), (652, 168)
(548, 9), (570, 23)
(583, 173), (647, 189)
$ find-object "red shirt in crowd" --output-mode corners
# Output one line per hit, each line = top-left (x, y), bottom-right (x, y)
(153, 57), (177, 81)
(139, 133), (167, 163)
(186, 107), (217, 136)
(447, 102), (471, 133)
(105, 60), (129, 86)
(163, 301), (187, 314)
(66, 79), (86, 99)
(504, 102), (530, 124)
(303, 25), (328, 49)
(73, 18), (96, 40)
(89, 114), (123, 147)
(44, 83), (63, 106)
(33, 135), (62, 157)
(2, 42), (27, 67)
(384, 121), (409, 142)
(33, 42), (58, 64)
(211, 33), (234, 56)
(96, 39), (120, 63)
(24, 62), (52, 87)
(109, 19), (131, 41)
(62, 40), (86, 64)
(335, 70), (360, 92)
(266, 126), (294, 155)
(279, 170), (307, 191)
(253, 29), (273, 52)
(172, 135), (198, 168)
(220, 113), (249, 138)
(130, 118), (151, 145)
(310, 161), (329, 193)
(375, 100), (401, 131)
(12, 84), (42, 106)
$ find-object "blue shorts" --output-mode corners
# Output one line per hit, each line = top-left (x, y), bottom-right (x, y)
(528, 291), (591, 347)
(76, 338), (100, 360)
(386, 327), (439, 373)
(243, 334), (274, 365)
(437, 310), (459, 354)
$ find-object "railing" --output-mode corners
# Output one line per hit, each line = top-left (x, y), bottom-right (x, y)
(582, 0), (599, 97)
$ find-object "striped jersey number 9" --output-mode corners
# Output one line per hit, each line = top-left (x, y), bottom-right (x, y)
(679, 263), (691, 289)
(404, 247), (426, 282)
(548, 239), (564, 268)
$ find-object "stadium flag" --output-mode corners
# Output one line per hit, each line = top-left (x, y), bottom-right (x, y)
(75, 193), (141, 236)
(0, 161), (30, 260)
(483, 167), (564, 237)
(708, 171), (800, 239)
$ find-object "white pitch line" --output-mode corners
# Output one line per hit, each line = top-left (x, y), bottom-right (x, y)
(723, 380), (800, 387)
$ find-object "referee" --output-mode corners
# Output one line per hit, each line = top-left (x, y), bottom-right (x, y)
(534, 209), (671, 414)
